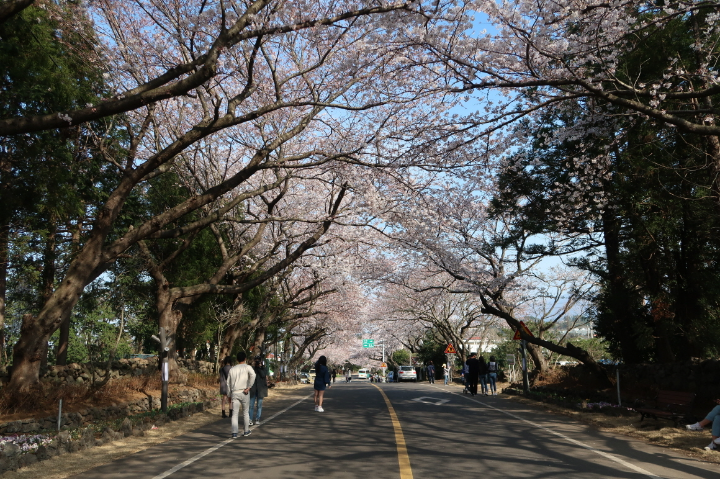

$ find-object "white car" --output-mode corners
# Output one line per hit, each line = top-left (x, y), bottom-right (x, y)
(397, 366), (417, 382)
(357, 368), (370, 379)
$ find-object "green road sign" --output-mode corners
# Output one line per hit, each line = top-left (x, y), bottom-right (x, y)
(362, 339), (375, 348)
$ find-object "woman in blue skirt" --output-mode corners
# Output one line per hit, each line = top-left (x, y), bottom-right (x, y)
(313, 355), (331, 412)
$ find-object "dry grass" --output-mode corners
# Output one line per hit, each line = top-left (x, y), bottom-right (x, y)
(0, 374), (222, 421)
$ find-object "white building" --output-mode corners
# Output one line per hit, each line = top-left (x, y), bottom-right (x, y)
(463, 336), (498, 354)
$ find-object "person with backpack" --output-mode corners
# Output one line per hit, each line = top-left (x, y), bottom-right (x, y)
(479, 355), (489, 396)
(487, 355), (499, 395)
(219, 356), (233, 418)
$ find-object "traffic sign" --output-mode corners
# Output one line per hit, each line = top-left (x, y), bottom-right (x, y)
(512, 321), (535, 340)
(362, 339), (375, 348)
(381, 362), (387, 368)
(444, 344), (457, 354)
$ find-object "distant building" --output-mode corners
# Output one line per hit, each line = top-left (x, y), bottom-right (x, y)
(463, 336), (498, 354)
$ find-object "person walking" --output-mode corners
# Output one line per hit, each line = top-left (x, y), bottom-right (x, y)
(331, 368), (337, 383)
(219, 357), (233, 418)
(687, 398), (720, 450)
(443, 363), (450, 385)
(249, 356), (268, 426)
(345, 368), (352, 383)
(465, 352), (480, 396)
(314, 356), (331, 412)
(479, 355), (489, 396)
(426, 361), (435, 384)
(226, 351), (256, 438)
(487, 355), (499, 395)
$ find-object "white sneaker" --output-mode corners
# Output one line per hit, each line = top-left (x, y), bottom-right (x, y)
(317, 407), (324, 412)
(686, 423), (704, 431)
(314, 406), (318, 412)
(704, 441), (717, 451)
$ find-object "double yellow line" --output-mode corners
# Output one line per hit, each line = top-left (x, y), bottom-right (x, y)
(371, 384), (414, 479)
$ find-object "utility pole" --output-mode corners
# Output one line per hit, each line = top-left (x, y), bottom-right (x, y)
(152, 327), (170, 412)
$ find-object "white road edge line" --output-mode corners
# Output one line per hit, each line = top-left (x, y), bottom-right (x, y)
(432, 386), (663, 479)
(151, 393), (312, 479)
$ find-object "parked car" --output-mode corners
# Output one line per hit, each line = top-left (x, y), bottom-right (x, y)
(397, 365), (417, 382)
(357, 368), (370, 379)
(299, 372), (310, 384)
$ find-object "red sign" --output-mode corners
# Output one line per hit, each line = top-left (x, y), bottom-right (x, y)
(444, 344), (457, 354)
(513, 321), (535, 340)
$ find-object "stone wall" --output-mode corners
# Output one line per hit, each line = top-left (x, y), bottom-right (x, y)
(0, 388), (220, 474)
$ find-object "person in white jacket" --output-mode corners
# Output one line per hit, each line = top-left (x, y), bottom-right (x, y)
(226, 351), (256, 438)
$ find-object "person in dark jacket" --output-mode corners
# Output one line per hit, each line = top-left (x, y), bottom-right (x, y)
(314, 355), (331, 412)
(219, 357), (233, 418)
(465, 352), (480, 396)
(479, 355), (489, 396)
(487, 355), (499, 395)
(426, 361), (435, 384)
(249, 356), (269, 425)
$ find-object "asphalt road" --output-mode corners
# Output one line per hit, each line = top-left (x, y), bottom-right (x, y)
(73, 380), (719, 479)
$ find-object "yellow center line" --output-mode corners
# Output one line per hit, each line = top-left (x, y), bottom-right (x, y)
(372, 384), (413, 479)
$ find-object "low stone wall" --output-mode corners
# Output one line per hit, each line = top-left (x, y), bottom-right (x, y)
(0, 387), (220, 474)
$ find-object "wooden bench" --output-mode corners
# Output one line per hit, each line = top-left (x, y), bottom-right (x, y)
(634, 390), (695, 425)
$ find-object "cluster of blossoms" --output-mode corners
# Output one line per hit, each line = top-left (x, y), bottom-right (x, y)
(0, 434), (53, 454)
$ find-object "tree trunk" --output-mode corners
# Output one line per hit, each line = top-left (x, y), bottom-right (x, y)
(156, 283), (184, 382)
(56, 317), (70, 366)
(252, 327), (267, 360)
(0, 220), (8, 364)
(601, 208), (645, 364)
(11, 314), (49, 388)
(479, 299), (613, 388)
(526, 342), (548, 373)
(39, 221), (57, 369)
(56, 220), (82, 366)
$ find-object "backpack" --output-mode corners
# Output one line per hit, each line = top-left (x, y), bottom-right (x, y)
(488, 362), (498, 373)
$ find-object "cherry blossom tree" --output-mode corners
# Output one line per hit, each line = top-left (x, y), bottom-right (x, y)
(360, 165), (612, 384)
(3, 0), (461, 390)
